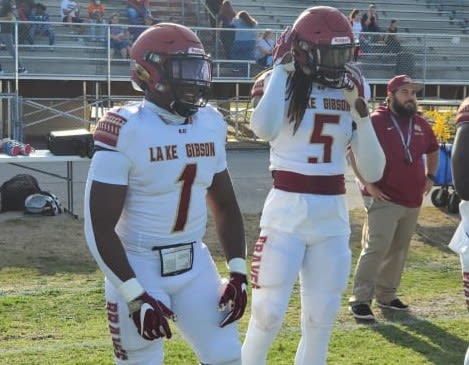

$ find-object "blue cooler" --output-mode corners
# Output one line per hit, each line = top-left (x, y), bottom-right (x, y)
(434, 143), (453, 186)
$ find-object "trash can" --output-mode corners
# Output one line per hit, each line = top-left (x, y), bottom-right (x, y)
(431, 143), (460, 213)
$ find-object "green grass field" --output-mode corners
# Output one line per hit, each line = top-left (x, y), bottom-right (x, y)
(0, 207), (467, 364)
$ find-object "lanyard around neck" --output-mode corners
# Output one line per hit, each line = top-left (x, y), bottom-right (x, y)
(390, 114), (413, 164)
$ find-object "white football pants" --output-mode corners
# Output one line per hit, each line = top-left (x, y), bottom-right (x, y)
(104, 242), (241, 365)
(242, 228), (351, 365)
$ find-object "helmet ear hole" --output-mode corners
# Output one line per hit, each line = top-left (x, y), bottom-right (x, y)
(134, 63), (151, 82)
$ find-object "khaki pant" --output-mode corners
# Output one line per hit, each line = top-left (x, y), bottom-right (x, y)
(349, 198), (420, 304)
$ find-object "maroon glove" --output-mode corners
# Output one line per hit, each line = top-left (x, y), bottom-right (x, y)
(344, 62), (366, 98)
(344, 63), (369, 119)
(130, 292), (177, 340)
(272, 26), (296, 71)
(219, 272), (248, 327)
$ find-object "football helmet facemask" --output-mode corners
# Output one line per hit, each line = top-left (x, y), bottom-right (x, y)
(130, 23), (212, 117)
(291, 6), (354, 88)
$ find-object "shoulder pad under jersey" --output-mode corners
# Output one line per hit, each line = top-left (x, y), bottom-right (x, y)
(93, 110), (128, 149)
(456, 97), (469, 126)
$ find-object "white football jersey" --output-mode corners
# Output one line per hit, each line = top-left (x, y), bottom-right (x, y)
(260, 73), (354, 176)
(89, 99), (227, 249)
(250, 70), (360, 237)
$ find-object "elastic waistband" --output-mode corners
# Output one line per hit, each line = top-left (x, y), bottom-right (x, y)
(151, 241), (195, 251)
(272, 170), (345, 195)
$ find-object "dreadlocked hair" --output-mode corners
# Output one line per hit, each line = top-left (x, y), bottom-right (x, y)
(286, 69), (313, 134)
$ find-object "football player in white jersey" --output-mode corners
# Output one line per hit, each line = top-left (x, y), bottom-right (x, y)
(241, 6), (386, 365)
(448, 97), (469, 365)
(84, 23), (247, 365)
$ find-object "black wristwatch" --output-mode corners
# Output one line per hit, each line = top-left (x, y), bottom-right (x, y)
(426, 173), (436, 183)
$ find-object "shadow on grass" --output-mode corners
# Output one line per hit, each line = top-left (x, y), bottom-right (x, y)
(370, 309), (467, 364)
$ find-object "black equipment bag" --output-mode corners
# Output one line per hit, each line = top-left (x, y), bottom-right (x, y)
(47, 129), (94, 158)
(0, 174), (41, 212)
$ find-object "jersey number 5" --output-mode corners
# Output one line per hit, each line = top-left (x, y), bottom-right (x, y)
(308, 114), (340, 163)
(173, 163), (196, 232)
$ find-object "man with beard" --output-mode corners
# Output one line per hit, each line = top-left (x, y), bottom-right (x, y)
(347, 74), (439, 321)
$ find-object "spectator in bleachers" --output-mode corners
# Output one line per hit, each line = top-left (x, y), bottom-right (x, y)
(367, 16), (380, 33)
(126, 0), (151, 25)
(60, 0), (84, 43)
(15, 0), (34, 44)
(87, 0), (105, 42)
(109, 12), (130, 59)
(29, 3), (55, 50)
(0, 0), (27, 73)
(367, 3), (379, 23)
(383, 19), (401, 54)
(255, 29), (274, 68)
(61, 0), (83, 34)
(231, 10), (257, 74)
(349, 8), (362, 40)
(128, 13), (156, 43)
(360, 13), (371, 53)
(361, 13), (369, 31)
(367, 16), (381, 45)
(349, 8), (362, 60)
(217, 0), (235, 59)
(205, 0), (222, 28)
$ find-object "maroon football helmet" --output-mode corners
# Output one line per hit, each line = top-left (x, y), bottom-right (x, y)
(291, 6), (354, 88)
(130, 23), (212, 117)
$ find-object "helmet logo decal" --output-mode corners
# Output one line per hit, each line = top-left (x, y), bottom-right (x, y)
(331, 36), (351, 45)
(187, 47), (205, 55)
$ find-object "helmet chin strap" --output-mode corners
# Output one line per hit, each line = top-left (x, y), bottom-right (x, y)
(146, 88), (195, 125)
(170, 100), (198, 118)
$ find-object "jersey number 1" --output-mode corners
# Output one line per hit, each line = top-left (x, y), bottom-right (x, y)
(173, 163), (196, 232)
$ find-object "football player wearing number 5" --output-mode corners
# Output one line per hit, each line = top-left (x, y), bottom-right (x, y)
(241, 6), (385, 365)
(84, 23), (247, 365)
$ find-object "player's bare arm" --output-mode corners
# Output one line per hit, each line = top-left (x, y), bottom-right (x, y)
(207, 168), (248, 327)
(424, 149), (439, 195)
(206, 168), (246, 261)
(88, 180), (135, 282)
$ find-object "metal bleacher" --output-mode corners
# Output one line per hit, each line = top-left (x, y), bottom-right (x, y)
(1, 0), (469, 143)
(1, 0), (467, 83)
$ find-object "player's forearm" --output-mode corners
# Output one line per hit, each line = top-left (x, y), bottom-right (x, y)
(250, 65), (287, 141)
(213, 204), (246, 261)
(350, 117), (385, 183)
(348, 149), (368, 186)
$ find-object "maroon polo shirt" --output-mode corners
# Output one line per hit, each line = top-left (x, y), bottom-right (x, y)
(360, 106), (439, 208)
